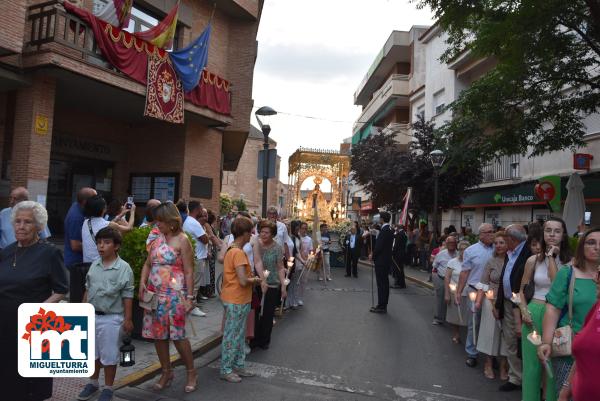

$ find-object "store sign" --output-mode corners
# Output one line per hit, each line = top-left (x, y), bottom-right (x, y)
(462, 181), (543, 207)
(535, 175), (561, 213)
(494, 193), (535, 204)
(52, 135), (123, 161)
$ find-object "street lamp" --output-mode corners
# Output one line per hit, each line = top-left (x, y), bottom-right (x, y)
(255, 106), (278, 218)
(430, 149), (446, 246)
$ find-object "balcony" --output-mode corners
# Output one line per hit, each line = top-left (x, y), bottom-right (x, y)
(482, 154), (520, 183)
(353, 74), (409, 134)
(382, 122), (411, 145)
(24, 1), (232, 124)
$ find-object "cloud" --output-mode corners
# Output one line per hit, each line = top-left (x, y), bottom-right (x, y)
(256, 44), (370, 83)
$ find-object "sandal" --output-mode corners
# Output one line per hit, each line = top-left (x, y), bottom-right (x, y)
(153, 368), (173, 391)
(484, 365), (495, 379)
(185, 368), (198, 393)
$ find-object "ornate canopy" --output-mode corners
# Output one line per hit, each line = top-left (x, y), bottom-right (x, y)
(286, 147), (351, 223)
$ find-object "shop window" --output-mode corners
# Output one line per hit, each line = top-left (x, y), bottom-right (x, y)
(130, 173), (180, 203)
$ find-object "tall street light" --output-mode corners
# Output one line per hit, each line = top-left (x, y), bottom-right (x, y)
(430, 149), (446, 246)
(255, 106), (277, 218)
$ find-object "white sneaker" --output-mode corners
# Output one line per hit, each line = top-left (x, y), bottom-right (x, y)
(327, 277), (332, 281)
(199, 296), (209, 300)
(244, 343), (251, 355)
(318, 277), (323, 281)
(191, 307), (207, 317)
(298, 300), (304, 306)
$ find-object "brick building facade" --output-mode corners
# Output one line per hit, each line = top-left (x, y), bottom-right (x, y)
(0, 0), (263, 234)
(222, 125), (282, 216)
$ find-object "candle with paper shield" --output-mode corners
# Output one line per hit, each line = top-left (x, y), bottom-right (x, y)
(527, 330), (554, 378)
(511, 292), (521, 305)
(485, 289), (494, 300)
(448, 283), (462, 324)
(468, 291), (477, 346)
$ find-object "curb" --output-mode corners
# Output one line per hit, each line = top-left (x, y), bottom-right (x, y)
(114, 333), (223, 389)
(357, 260), (434, 290)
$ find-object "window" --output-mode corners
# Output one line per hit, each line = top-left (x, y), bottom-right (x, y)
(433, 89), (446, 116)
(93, 1), (180, 50)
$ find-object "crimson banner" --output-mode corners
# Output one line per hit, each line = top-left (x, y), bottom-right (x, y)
(64, 2), (231, 116)
(144, 55), (184, 123)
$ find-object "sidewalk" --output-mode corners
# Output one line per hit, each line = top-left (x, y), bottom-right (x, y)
(357, 259), (434, 290)
(51, 297), (223, 401)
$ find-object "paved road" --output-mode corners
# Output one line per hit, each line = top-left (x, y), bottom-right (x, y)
(116, 265), (521, 401)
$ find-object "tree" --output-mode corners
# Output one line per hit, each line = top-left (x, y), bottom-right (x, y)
(233, 197), (248, 212)
(350, 116), (482, 213)
(414, 0), (600, 159)
(219, 193), (233, 215)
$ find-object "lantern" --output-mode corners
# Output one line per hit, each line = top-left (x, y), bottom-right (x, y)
(120, 336), (135, 367)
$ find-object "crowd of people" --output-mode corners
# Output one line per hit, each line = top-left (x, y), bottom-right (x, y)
(425, 219), (600, 401)
(1, 184), (599, 401)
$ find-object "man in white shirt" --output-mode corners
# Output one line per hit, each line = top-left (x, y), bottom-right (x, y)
(183, 200), (209, 317)
(0, 187), (51, 248)
(267, 206), (290, 260)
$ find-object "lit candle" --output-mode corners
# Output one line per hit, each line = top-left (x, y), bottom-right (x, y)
(469, 291), (477, 346)
(263, 270), (270, 279)
(511, 292), (521, 305)
(289, 256), (295, 262)
(449, 283), (457, 292)
(283, 278), (290, 286)
(287, 261), (294, 268)
(485, 289), (494, 300)
(468, 291), (477, 302)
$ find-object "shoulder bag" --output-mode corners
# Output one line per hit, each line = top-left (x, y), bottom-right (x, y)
(522, 257), (539, 303)
(551, 267), (575, 357)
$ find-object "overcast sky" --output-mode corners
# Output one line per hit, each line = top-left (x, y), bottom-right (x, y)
(251, 0), (434, 185)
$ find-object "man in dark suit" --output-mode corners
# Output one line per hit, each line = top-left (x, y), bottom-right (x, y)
(495, 224), (531, 392)
(391, 225), (407, 288)
(344, 223), (361, 278)
(370, 211), (394, 313)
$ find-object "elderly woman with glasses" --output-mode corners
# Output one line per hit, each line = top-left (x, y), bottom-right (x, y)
(0, 201), (69, 401)
(538, 228), (600, 401)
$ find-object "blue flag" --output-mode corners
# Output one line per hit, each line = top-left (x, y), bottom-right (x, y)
(169, 24), (211, 92)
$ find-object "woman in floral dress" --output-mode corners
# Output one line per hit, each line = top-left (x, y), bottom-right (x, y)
(139, 202), (197, 393)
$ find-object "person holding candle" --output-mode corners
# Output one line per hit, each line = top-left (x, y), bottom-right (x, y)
(432, 235), (457, 325)
(286, 220), (302, 309)
(251, 220), (286, 349)
(220, 216), (262, 382)
(560, 246), (600, 401)
(456, 223), (495, 368)
(538, 228), (600, 401)
(518, 218), (572, 401)
(494, 224), (531, 392)
(475, 231), (509, 380)
(296, 221), (313, 307)
(445, 240), (471, 344)
(139, 202), (197, 393)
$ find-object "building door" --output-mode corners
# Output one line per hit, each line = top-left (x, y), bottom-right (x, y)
(47, 158), (114, 235)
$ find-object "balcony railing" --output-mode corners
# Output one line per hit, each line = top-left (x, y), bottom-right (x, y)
(482, 154), (520, 183)
(27, 1), (110, 68)
(353, 74), (409, 133)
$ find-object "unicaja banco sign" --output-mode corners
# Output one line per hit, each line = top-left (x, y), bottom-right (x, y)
(18, 304), (95, 377)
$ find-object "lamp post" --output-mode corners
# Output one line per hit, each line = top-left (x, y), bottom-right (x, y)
(430, 149), (446, 246)
(255, 106), (277, 218)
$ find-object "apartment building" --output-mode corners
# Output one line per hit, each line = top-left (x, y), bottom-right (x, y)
(353, 23), (600, 232)
(0, 0), (263, 234)
(416, 25), (600, 232)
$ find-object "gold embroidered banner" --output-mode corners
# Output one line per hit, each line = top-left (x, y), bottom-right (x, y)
(144, 55), (184, 124)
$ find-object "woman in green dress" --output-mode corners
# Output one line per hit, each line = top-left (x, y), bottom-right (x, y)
(538, 228), (600, 401)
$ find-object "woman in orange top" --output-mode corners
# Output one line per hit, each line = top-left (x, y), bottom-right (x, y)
(220, 216), (262, 383)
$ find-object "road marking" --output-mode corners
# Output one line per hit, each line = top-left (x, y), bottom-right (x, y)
(208, 360), (481, 401)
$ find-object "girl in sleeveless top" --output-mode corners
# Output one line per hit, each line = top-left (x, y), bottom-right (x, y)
(519, 217), (572, 401)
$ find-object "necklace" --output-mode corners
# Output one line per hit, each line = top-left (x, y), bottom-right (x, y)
(13, 244), (32, 268)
